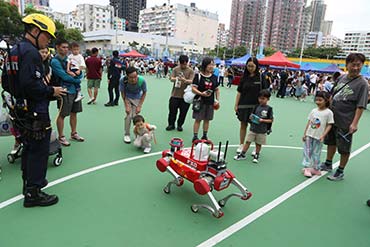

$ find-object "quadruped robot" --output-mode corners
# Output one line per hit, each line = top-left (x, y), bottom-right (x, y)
(156, 138), (252, 218)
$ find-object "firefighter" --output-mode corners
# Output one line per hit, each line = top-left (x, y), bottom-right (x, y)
(1, 14), (66, 207)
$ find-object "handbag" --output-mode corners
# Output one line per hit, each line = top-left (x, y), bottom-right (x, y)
(192, 97), (202, 112)
(0, 106), (13, 137)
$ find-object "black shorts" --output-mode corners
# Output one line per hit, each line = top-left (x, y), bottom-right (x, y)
(57, 93), (83, 118)
(237, 107), (253, 123)
(324, 125), (352, 154)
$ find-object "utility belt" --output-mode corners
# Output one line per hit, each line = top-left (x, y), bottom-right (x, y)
(15, 107), (51, 141)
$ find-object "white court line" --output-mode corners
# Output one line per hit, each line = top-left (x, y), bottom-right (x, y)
(197, 142), (370, 247)
(0, 144), (303, 209)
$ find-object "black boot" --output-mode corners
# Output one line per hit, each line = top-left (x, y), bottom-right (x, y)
(22, 179), (48, 195)
(23, 187), (59, 208)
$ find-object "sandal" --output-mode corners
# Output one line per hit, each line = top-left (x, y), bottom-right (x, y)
(59, 136), (71, 146)
(71, 132), (85, 142)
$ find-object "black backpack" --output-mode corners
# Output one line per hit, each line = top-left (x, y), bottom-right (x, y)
(50, 56), (67, 87)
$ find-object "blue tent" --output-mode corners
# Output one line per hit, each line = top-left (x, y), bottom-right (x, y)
(214, 57), (222, 65)
(318, 64), (342, 73)
(225, 59), (233, 66)
(231, 54), (251, 66)
(300, 63), (319, 72)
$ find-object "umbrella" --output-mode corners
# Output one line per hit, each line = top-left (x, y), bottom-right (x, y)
(259, 51), (300, 69)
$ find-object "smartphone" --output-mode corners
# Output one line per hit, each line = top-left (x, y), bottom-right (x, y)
(206, 89), (213, 94)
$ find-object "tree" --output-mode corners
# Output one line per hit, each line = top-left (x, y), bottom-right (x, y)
(289, 46), (342, 59)
(24, 6), (44, 15)
(0, 1), (23, 43)
(264, 47), (276, 57)
(64, 28), (84, 42)
(233, 46), (247, 58)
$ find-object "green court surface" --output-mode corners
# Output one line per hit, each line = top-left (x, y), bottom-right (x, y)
(1, 74), (370, 247)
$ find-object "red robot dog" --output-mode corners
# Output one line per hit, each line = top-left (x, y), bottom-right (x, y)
(156, 138), (252, 218)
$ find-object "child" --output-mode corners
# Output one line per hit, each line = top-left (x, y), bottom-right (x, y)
(301, 91), (334, 178)
(234, 89), (274, 163)
(132, 115), (156, 154)
(67, 42), (86, 102)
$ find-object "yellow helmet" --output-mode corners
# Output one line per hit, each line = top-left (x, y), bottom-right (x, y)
(22, 14), (56, 39)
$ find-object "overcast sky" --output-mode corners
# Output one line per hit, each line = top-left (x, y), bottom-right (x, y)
(50, 0), (370, 39)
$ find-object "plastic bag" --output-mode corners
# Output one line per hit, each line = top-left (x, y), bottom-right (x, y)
(0, 106), (13, 136)
(183, 85), (195, 104)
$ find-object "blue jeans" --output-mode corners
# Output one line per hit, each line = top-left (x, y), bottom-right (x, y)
(302, 136), (323, 170)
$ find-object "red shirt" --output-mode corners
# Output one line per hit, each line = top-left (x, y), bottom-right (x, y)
(85, 55), (102, 79)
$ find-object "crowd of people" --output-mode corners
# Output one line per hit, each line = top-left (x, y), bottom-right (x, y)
(1, 14), (370, 208)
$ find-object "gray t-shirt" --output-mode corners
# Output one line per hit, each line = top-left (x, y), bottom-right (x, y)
(332, 75), (368, 129)
(250, 104), (273, 134)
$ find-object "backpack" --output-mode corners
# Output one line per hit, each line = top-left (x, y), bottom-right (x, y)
(122, 75), (144, 88)
(1, 42), (21, 97)
(50, 56), (67, 87)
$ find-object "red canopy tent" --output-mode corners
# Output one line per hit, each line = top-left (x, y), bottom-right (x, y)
(120, 50), (147, 58)
(259, 51), (300, 69)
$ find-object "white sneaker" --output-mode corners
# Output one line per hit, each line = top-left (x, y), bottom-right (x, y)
(143, 147), (151, 153)
(74, 92), (84, 102)
(123, 135), (131, 143)
(87, 98), (95, 105)
(236, 144), (243, 154)
(251, 150), (256, 156)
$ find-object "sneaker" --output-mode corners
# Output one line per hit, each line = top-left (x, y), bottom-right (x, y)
(234, 153), (246, 161)
(303, 168), (312, 178)
(177, 126), (183, 132)
(252, 154), (259, 163)
(143, 147), (151, 154)
(104, 102), (114, 107)
(71, 132), (85, 142)
(192, 136), (199, 143)
(310, 168), (322, 176)
(165, 125), (175, 131)
(114, 101), (119, 106)
(74, 92), (84, 102)
(201, 135), (208, 140)
(58, 136), (70, 146)
(123, 135), (131, 143)
(236, 144), (243, 154)
(251, 149), (258, 156)
(320, 162), (333, 171)
(327, 170), (344, 181)
(87, 98), (95, 105)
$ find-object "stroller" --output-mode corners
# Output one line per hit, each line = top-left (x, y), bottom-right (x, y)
(1, 91), (63, 167)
